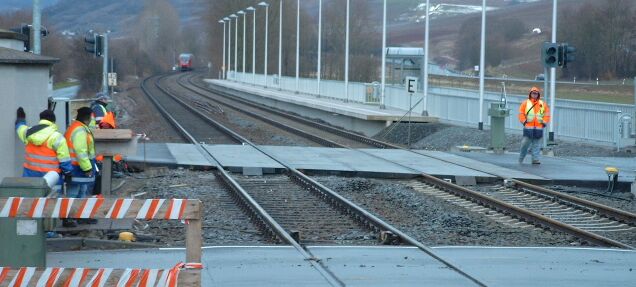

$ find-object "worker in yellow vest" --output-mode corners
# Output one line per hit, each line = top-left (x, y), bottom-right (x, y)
(15, 108), (73, 194)
(518, 87), (551, 164)
(64, 107), (97, 198)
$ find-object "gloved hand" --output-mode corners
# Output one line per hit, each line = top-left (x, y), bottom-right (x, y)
(64, 172), (72, 185)
(84, 169), (93, 177)
(16, 107), (26, 125)
(542, 123), (546, 128)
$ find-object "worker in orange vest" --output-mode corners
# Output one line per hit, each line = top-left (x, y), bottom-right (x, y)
(64, 107), (96, 198)
(518, 86), (551, 164)
(90, 93), (117, 129)
(15, 108), (73, 194)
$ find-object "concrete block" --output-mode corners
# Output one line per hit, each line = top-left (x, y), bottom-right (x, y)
(455, 176), (477, 186)
(243, 167), (263, 176)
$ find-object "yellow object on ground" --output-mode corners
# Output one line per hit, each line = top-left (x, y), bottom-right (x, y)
(118, 231), (135, 242)
(605, 167), (619, 175)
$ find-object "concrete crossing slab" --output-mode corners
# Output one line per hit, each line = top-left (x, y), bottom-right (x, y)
(204, 144), (283, 169)
(414, 150), (548, 180)
(455, 152), (636, 183)
(167, 143), (214, 166)
(47, 246), (636, 287)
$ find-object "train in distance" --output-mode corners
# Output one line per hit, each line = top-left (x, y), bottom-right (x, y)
(178, 53), (194, 71)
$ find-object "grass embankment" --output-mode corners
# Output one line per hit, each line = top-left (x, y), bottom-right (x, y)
(53, 81), (79, 90)
(429, 75), (635, 105)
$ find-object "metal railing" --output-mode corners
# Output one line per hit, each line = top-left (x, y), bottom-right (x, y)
(226, 72), (634, 145)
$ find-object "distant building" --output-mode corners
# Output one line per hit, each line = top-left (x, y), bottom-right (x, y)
(0, 28), (59, 179)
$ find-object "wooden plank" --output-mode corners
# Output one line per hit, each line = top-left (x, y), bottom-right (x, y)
(186, 219), (202, 263)
(0, 267), (199, 287)
(93, 129), (133, 141)
(0, 198), (202, 220)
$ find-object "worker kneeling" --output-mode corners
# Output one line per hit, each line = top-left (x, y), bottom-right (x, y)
(64, 107), (98, 224)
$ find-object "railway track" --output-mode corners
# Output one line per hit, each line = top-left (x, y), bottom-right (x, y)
(143, 74), (487, 286)
(179, 73), (636, 249)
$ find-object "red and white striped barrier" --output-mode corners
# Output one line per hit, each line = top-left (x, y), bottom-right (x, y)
(0, 262), (203, 287)
(0, 198), (199, 220)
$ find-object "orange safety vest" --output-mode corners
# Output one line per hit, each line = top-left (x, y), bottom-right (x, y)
(100, 111), (117, 129)
(24, 142), (61, 173)
(65, 121), (94, 167)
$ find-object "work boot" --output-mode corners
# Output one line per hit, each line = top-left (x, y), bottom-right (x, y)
(532, 160), (541, 165)
(62, 219), (78, 228)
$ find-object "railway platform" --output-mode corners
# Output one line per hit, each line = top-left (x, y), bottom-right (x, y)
(128, 143), (635, 189)
(204, 79), (437, 137)
(49, 246), (636, 286)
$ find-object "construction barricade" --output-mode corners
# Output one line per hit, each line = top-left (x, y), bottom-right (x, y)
(0, 197), (203, 286)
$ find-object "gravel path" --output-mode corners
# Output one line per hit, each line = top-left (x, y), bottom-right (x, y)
(315, 176), (579, 247)
(377, 122), (636, 157)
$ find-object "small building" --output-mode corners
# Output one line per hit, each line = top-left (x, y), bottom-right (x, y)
(385, 47), (424, 87)
(0, 29), (58, 179)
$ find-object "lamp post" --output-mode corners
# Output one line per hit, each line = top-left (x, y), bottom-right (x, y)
(219, 20), (226, 79)
(295, 0), (300, 93)
(247, 6), (256, 83)
(258, 2), (269, 87)
(548, 0), (557, 143)
(230, 14), (238, 78)
(422, 0), (430, 115)
(278, 0), (283, 89)
(344, 0), (350, 103)
(380, 0), (386, 109)
(225, 17), (231, 79)
(238, 10), (246, 77)
(317, 0), (322, 96)
(478, 0), (486, 130)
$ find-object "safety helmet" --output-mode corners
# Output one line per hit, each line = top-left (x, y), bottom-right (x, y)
(529, 86), (541, 94)
(96, 92), (110, 102)
(118, 231), (135, 242)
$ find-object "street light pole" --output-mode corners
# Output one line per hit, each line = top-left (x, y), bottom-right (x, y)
(478, 0), (486, 130)
(422, 0), (430, 115)
(219, 20), (226, 79)
(380, 0), (386, 109)
(32, 0), (41, 54)
(231, 14), (238, 77)
(317, 0), (322, 96)
(344, 0), (350, 103)
(549, 0), (557, 143)
(227, 17), (232, 79)
(251, 7), (256, 81)
(295, 0), (300, 93)
(259, 2), (269, 87)
(278, 0), (283, 89)
(239, 10), (246, 75)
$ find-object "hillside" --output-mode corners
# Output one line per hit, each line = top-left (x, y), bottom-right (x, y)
(42, 0), (202, 34)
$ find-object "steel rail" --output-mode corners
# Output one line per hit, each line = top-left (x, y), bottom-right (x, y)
(168, 73), (487, 287)
(190, 73), (635, 249)
(142, 75), (345, 287)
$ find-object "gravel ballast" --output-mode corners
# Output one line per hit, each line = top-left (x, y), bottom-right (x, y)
(315, 176), (579, 247)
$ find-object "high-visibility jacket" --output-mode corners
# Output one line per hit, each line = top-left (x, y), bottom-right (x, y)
(90, 101), (116, 129)
(100, 111), (117, 129)
(16, 119), (73, 175)
(65, 120), (96, 172)
(518, 98), (550, 129)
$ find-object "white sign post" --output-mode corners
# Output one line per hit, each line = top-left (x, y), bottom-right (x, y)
(405, 76), (418, 149)
(107, 73), (117, 87)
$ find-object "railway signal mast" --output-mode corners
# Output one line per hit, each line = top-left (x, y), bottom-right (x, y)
(84, 30), (110, 95)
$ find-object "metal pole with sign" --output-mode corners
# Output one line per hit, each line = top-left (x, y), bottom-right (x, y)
(406, 76), (418, 149)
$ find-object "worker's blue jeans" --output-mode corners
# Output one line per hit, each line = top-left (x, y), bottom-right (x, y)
(519, 136), (542, 162)
(66, 183), (93, 198)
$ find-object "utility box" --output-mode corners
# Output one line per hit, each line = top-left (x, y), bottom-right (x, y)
(0, 177), (50, 267)
(488, 102), (510, 153)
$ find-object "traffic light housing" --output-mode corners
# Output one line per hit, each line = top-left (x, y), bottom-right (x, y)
(559, 43), (576, 68)
(542, 42), (558, 68)
(84, 33), (104, 57)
